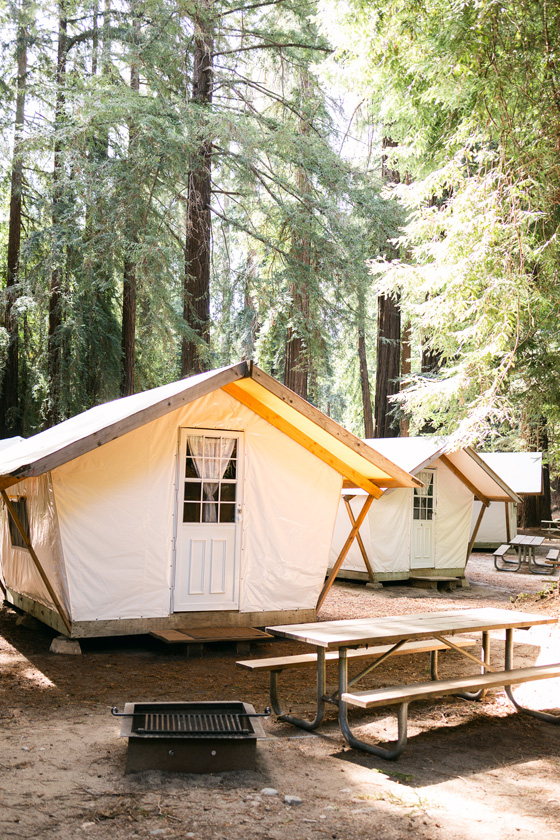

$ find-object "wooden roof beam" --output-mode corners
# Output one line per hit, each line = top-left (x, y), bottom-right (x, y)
(222, 383), (384, 499)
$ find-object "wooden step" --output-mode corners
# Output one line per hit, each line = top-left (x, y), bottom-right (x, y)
(151, 626), (272, 656)
(408, 576), (459, 591)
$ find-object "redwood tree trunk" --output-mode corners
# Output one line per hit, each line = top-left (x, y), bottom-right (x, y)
(120, 13), (140, 397)
(284, 67), (312, 400)
(518, 419), (552, 527)
(182, 5), (213, 377)
(374, 135), (402, 437)
(46, 3), (67, 427)
(374, 294), (401, 437)
(1, 1), (28, 436)
(358, 326), (374, 438)
(400, 320), (411, 436)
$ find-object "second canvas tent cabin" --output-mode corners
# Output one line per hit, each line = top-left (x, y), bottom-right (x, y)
(0, 361), (420, 638)
(469, 452), (543, 549)
(329, 437), (520, 584)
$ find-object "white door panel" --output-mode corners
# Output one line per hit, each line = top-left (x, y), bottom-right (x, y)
(410, 469), (436, 569)
(173, 430), (242, 612)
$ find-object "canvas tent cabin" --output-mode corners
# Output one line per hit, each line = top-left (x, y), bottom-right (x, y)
(0, 362), (419, 638)
(328, 437), (520, 584)
(469, 452), (543, 549)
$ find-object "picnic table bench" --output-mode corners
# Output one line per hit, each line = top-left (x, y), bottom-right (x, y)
(237, 636), (477, 717)
(253, 608), (560, 760)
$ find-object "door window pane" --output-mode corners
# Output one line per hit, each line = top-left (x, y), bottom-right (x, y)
(183, 435), (238, 523)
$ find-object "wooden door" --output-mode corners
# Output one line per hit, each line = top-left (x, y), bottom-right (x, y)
(173, 429), (242, 612)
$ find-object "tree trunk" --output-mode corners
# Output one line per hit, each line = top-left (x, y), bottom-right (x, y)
(1, 0), (29, 437)
(120, 12), (140, 397)
(400, 320), (411, 436)
(374, 135), (402, 437)
(518, 418), (552, 527)
(374, 294), (401, 437)
(46, 3), (67, 427)
(284, 67), (312, 400)
(358, 327), (374, 438)
(182, 3), (213, 377)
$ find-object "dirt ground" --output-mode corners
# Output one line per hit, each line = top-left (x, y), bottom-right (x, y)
(2, 552), (560, 840)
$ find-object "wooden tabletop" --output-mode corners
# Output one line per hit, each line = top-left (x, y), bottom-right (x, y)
(510, 535), (545, 546)
(266, 607), (557, 649)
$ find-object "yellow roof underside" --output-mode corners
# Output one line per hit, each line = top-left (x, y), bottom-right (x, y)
(222, 378), (419, 492)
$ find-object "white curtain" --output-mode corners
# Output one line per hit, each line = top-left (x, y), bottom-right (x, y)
(188, 435), (236, 522)
(415, 471), (433, 498)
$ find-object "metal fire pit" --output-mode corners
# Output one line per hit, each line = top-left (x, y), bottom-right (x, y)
(113, 701), (265, 773)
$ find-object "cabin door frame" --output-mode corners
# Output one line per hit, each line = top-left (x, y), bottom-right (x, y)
(410, 468), (436, 569)
(172, 428), (244, 612)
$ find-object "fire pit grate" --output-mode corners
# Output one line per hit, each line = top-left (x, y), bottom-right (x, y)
(114, 701), (266, 773)
(134, 710), (253, 736)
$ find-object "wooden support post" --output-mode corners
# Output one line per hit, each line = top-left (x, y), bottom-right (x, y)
(505, 501), (511, 543)
(316, 494), (374, 612)
(466, 502), (488, 564)
(343, 496), (374, 581)
(1, 491), (72, 635)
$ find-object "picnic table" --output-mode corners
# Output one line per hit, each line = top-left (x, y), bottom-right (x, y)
(262, 607), (560, 759)
(494, 535), (560, 574)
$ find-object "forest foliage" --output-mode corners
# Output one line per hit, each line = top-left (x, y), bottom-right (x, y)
(1, 0), (558, 473)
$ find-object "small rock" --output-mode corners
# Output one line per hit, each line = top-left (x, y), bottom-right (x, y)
(284, 795), (302, 806)
(81, 823), (96, 831)
(261, 788), (278, 796)
(149, 831), (167, 836)
(21, 746), (30, 752)
(50, 636), (82, 655)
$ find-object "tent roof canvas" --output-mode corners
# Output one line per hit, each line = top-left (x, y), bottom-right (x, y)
(0, 362), (421, 497)
(478, 452), (542, 496)
(360, 437), (520, 504)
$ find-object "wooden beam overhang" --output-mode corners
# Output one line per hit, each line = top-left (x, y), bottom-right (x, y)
(439, 453), (490, 506)
(248, 367), (422, 490)
(1, 491), (72, 635)
(222, 383), (384, 498)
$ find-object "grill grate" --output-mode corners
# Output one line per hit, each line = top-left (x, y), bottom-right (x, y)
(135, 711), (252, 736)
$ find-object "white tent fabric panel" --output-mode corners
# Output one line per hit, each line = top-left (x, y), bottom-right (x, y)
(432, 458), (473, 569)
(471, 500), (516, 544)
(328, 490), (411, 575)
(367, 489), (410, 574)
(1, 474), (69, 613)
(52, 388), (342, 622)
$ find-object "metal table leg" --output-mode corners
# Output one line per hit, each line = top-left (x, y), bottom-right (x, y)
(271, 646), (327, 730)
(337, 647), (408, 760)
(504, 628), (560, 724)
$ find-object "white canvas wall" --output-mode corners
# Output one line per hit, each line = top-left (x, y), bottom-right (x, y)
(471, 500), (516, 545)
(49, 388), (341, 622)
(1, 474), (69, 613)
(329, 458), (474, 575)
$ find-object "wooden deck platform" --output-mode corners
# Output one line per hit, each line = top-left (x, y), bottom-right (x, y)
(150, 626), (273, 656)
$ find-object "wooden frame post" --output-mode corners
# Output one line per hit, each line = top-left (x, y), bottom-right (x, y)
(316, 494), (374, 612)
(1, 491), (72, 635)
(466, 502), (488, 564)
(505, 501), (511, 543)
(343, 496), (374, 581)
